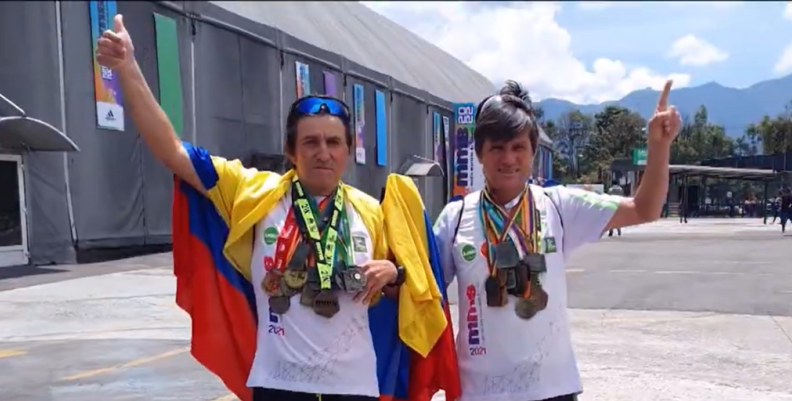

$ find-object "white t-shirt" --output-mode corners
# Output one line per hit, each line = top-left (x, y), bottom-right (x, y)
(246, 194), (379, 397)
(434, 185), (621, 401)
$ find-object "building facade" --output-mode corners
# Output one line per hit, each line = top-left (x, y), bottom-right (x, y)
(0, 1), (494, 267)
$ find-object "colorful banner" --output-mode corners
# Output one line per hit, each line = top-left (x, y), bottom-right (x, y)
(451, 103), (483, 200)
(353, 84), (366, 164)
(296, 61), (310, 97)
(433, 112), (442, 163)
(375, 90), (387, 166)
(442, 115), (451, 197)
(90, 0), (124, 131)
(154, 13), (184, 138)
(323, 71), (336, 97)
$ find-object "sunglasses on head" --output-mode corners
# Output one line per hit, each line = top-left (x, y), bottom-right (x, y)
(290, 96), (351, 123)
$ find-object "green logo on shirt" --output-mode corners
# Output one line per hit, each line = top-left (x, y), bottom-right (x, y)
(352, 235), (367, 252)
(263, 226), (278, 245)
(544, 237), (557, 253)
(461, 244), (477, 262)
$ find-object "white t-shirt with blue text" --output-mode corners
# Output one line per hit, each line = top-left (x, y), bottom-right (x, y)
(433, 185), (622, 401)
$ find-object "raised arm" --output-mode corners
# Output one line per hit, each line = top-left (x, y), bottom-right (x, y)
(607, 79), (680, 230)
(96, 14), (204, 194)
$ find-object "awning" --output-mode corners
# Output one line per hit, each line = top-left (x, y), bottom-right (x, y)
(0, 93), (79, 152)
(397, 155), (444, 177)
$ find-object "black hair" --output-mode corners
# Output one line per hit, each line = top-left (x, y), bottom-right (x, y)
(473, 80), (539, 156)
(284, 96), (354, 156)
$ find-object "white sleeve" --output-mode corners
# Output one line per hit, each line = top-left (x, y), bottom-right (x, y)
(433, 200), (463, 287)
(548, 187), (623, 255)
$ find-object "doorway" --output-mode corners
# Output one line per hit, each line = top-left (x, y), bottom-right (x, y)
(0, 154), (27, 267)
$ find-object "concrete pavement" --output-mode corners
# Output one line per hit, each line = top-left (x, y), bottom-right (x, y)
(1, 218), (791, 401)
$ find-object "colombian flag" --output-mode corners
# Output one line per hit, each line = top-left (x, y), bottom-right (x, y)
(172, 143), (460, 401)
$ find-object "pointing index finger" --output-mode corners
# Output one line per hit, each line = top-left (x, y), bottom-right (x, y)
(656, 80), (673, 112)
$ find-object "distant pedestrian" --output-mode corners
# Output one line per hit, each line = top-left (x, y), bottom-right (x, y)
(780, 187), (792, 234)
(608, 181), (625, 237)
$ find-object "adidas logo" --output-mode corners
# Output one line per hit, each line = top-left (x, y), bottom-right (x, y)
(106, 110), (115, 121)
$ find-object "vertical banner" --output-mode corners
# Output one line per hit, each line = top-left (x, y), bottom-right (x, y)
(452, 103), (482, 200)
(353, 84), (366, 164)
(323, 71), (337, 97)
(375, 90), (387, 166)
(433, 112), (442, 162)
(296, 61), (311, 97)
(442, 115), (451, 198)
(90, 0), (124, 131)
(154, 13), (184, 137)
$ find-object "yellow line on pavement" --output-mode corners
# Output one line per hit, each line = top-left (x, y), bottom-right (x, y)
(0, 349), (26, 359)
(60, 347), (189, 381)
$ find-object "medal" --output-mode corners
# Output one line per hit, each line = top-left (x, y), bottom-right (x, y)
(300, 285), (319, 307)
(341, 266), (367, 292)
(529, 286), (549, 312)
(280, 279), (300, 297)
(313, 290), (340, 318)
(333, 261), (348, 290)
(528, 275), (549, 311)
(494, 242), (520, 269)
(287, 243), (311, 271)
(514, 297), (537, 320)
(269, 295), (291, 315)
(306, 267), (321, 289)
(513, 262), (529, 295)
(283, 270), (308, 289)
(523, 253), (547, 273)
(261, 271), (283, 296)
(484, 275), (504, 307)
(505, 269), (517, 291)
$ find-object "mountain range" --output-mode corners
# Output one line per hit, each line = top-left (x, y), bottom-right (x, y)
(535, 74), (792, 138)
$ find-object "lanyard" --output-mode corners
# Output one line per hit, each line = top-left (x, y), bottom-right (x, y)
(479, 186), (540, 275)
(291, 177), (347, 290)
(270, 197), (326, 273)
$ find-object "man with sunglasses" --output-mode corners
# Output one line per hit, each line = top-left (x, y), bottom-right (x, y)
(97, 14), (458, 401)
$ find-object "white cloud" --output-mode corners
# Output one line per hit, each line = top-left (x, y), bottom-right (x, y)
(774, 44), (792, 74)
(784, 2), (792, 20)
(362, 1), (690, 104)
(668, 34), (729, 67)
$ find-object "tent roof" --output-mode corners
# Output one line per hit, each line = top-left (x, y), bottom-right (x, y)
(210, 1), (495, 104)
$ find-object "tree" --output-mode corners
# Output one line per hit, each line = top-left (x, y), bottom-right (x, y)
(746, 104), (792, 155)
(670, 105), (734, 164)
(584, 105), (646, 164)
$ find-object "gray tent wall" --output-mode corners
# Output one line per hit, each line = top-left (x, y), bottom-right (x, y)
(61, 1), (189, 254)
(0, 2), (75, 264)
(4, 1), (495, 265)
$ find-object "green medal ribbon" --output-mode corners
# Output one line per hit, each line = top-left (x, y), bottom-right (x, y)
(291, 177), (350, 290)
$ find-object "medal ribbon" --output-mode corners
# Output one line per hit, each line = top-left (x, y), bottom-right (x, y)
(479, 187), (525, 276)
(271, 197), (330, 273)
(479, 186), (542, 276)
(291, 177), (347, 290)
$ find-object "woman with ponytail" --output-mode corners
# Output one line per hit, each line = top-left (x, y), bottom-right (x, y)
(433, 80), (680, 401)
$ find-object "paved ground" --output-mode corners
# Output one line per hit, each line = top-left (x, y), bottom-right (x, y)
(1, 218), (791, 401)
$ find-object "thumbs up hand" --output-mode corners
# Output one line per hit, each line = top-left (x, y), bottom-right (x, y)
(96, 14), (135, 72)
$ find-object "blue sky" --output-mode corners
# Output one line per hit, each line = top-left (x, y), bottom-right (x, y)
(363, 1), (792, 104)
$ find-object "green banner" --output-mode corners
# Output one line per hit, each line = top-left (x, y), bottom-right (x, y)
(154, 13), (184, 137)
